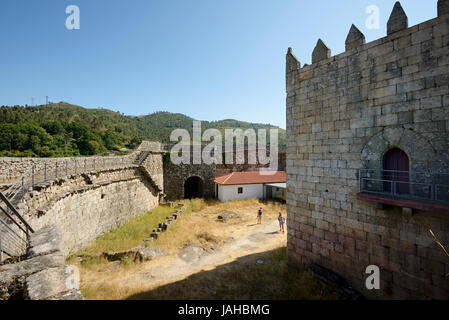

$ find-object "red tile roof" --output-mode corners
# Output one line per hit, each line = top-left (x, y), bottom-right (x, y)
(214, 171), (286, 186)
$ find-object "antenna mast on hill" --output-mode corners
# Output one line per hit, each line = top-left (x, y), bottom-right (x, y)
(46, 96), (48, 105)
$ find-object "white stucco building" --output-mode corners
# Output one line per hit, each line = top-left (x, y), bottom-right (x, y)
(214, 171), (286, 202)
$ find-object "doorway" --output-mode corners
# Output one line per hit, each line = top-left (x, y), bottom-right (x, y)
(383, 148), (410, 195)
(184, 176), (204, 199)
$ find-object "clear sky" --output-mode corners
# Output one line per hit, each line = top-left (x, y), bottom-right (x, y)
(0, 0), (438, 128)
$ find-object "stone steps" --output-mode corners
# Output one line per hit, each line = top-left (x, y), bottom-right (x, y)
(0, 225), (83, 300)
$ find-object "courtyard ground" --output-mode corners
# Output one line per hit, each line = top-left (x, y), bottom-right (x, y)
(67, 199), (341, 300)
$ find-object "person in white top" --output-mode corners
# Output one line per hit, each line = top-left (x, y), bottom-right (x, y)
(278, 212), (285, 233)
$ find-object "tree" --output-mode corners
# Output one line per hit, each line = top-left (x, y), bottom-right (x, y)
(87, 140), (100, 155)
(29, 135), (41, 154)
(103, 131), (118, 150)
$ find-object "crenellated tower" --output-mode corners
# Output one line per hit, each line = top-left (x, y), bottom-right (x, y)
(286, 1), (449, 299)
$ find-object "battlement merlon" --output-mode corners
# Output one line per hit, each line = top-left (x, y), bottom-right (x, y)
(286, 0), (449, 87)
(286, 48), (301, 93)
(387, 1), (408, 35)
(439, 0), (449, 16)
(312, 39), (331, 64)
(345, 24), (365, 51)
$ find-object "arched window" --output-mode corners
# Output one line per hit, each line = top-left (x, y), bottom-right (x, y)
(383, 148), (410, 195)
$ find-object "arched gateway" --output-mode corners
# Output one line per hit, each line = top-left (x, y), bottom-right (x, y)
(184, 176), (204, 199)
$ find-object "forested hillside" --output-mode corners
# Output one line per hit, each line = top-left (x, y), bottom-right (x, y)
(0, 102), (285, 157)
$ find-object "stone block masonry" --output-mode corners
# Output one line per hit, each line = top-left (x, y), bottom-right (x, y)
(162, 148), (286, 201)
(1, 142), (165, 299)
(286, 1), (449, 299)
(0, 225), (83, 300)
(22, 167), (160, 256)
(0, 141), (164, 259)
(0, 140), (163, 183)
(0, 152), (135, 184)
(163, 160), (216, 200)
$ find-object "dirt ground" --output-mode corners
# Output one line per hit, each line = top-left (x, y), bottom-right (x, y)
(75, 200), (340, 300)
(118, 217), (287, 290)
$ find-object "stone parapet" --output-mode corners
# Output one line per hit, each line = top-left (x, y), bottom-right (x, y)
(0, 225), (83, 300)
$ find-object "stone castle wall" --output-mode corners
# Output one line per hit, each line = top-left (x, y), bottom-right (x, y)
(163, 161), (216, 200)
(0, 225), (84, 300)
(215, 147), (286, 176)
(0, 141), (164, 258)
(0, 141), (162, 183)
(162, 148), (286, 200)
(286, 1), (449, 299)
(0, 154), (134, 183)
(22, 168), (159, 256)
(141, 152), (164, 192)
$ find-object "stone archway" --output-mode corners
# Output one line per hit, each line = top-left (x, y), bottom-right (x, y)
(361, 128), (437, 172)
(360, 128), (439, 196)
(184, 176), (204, 199)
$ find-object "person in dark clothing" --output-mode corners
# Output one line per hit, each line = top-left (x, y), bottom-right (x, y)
(257, 207), (263, 224)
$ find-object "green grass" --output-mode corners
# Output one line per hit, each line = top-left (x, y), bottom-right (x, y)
(67, 199), (208, 261)
(185, 198), (208, 213)
(70, 204), (180, 258)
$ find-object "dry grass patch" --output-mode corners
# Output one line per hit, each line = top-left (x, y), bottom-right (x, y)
(68, 198), (314, 300)
(196, 232), (221, 245)
(81, 247), (341, 300)
(148, 198), (286, 254)
(66, 202), (186, 268)
(66, 199), (207, 264)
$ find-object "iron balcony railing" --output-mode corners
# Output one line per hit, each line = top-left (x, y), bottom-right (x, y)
(359, 169), (449, 205)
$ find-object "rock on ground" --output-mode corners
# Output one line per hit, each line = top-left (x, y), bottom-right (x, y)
(217, 212), (239, 222)
(136, 247), (166, 262)
(178, 245), (212, 264)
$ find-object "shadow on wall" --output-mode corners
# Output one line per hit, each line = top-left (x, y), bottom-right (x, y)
(125, 248), (342, 300)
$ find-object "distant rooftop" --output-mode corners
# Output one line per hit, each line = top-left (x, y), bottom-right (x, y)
(214, 171), (286, 186)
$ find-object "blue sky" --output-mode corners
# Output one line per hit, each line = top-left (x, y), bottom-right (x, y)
(0, 0), (438, 128)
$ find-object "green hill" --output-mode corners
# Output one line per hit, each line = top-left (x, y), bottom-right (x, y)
(0, 102), (286, 157)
